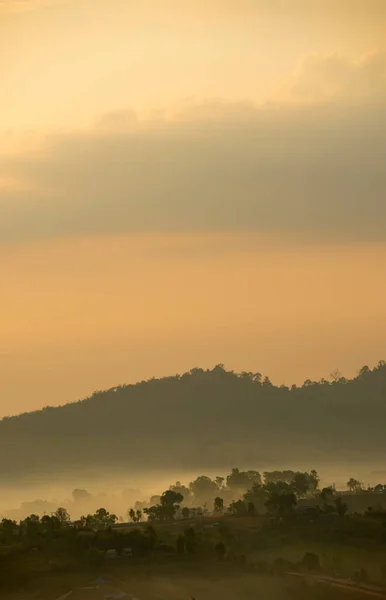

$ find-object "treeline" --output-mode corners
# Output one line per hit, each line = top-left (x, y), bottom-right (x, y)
(3, 465), (386, 591)
(0, 467), (328, 541)
(4, 467), (386, 532)
(1, 361), (386, 478)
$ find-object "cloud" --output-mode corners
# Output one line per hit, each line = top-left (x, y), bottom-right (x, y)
(278, 51), (386, 104)
(1, 51), (385, 244)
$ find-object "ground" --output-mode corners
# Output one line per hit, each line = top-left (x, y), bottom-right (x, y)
(4, 571), (287, 600)
(3, 515), (386, 599)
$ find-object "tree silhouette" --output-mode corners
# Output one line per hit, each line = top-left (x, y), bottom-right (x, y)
(214, 497), (224, 513)
(226, 468), (262, 493)
(347, 478), (363, 493)
(265, 483), (297, 517)
(292, 472), (311, 498)
(335, 496), (348, 517)
(54, 507), (71, 525)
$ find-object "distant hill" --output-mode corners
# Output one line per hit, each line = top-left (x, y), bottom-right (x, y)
(1, 362), (386, 482)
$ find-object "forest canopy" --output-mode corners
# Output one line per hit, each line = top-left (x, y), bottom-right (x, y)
(0, 361), (385, 480)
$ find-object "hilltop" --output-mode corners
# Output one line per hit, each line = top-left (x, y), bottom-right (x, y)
(1, 362), (386, 481)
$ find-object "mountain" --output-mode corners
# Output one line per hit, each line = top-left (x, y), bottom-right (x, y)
(1, 362), (386, 482)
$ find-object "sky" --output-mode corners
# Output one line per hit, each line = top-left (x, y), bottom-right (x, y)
(1, 0), (386, 416)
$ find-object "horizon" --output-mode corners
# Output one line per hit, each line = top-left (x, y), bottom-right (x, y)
(1, 358), (384, 420)
(2, 0), (386, 415)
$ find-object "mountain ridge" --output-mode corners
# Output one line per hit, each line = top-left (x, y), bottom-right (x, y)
(1, 361), (386, 481)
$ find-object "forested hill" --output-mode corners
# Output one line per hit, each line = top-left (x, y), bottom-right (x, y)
(1, 362), (386, 481)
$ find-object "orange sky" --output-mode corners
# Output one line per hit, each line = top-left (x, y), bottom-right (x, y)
(1, 234), (386, 415)
(1, 0), (386, 415)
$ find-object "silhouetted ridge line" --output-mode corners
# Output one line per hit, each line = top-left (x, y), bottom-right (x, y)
(0, 361), (385, 479)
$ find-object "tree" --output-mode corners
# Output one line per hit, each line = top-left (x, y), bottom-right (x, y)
(229, 499), (247, 517)
(347, 478), (362, 493)
(265, 483), (297, 518)
(181, 507), (190, 519)
(330, 369), (343, 383)
(320, 486), (334, 502)
(128, 508), (135, 522)
(247, 502), (255, 515)
(226, 468), (261, 494)
(1, 518), (18, 540)
(334, 496), (348, 517)
(214, 497), (224, 513)
(169, 481), (190, 501)
(144, 489), (183, 522)
(143, 505), (165, 522)
(189, 476), (219, 504)
(319, 486), (335, 513)
(54, 507), (71, 526)
(161, 490), (183, 507)
(358, 365), (371, 378)
(263, 470), (295, 485)
(374, 484), (386, 494)
(244, 483), (267, 514)
(22, 514), (40, 541)
(82, 508), (117, 530)
(309, 470), (320, 493)
(253, 372), (262, 384)
(95, 507), (117, 528)
(292, 472), (310, 498)
(41, 514), (61, 533)
(128, 508), (141, 523)
(215, 476), (225, 490)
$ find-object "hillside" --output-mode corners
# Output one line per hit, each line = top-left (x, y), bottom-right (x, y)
(1, 362), (386, 481)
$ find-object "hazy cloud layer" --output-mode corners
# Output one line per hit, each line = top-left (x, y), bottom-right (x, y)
(1, 52), (385, 243)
